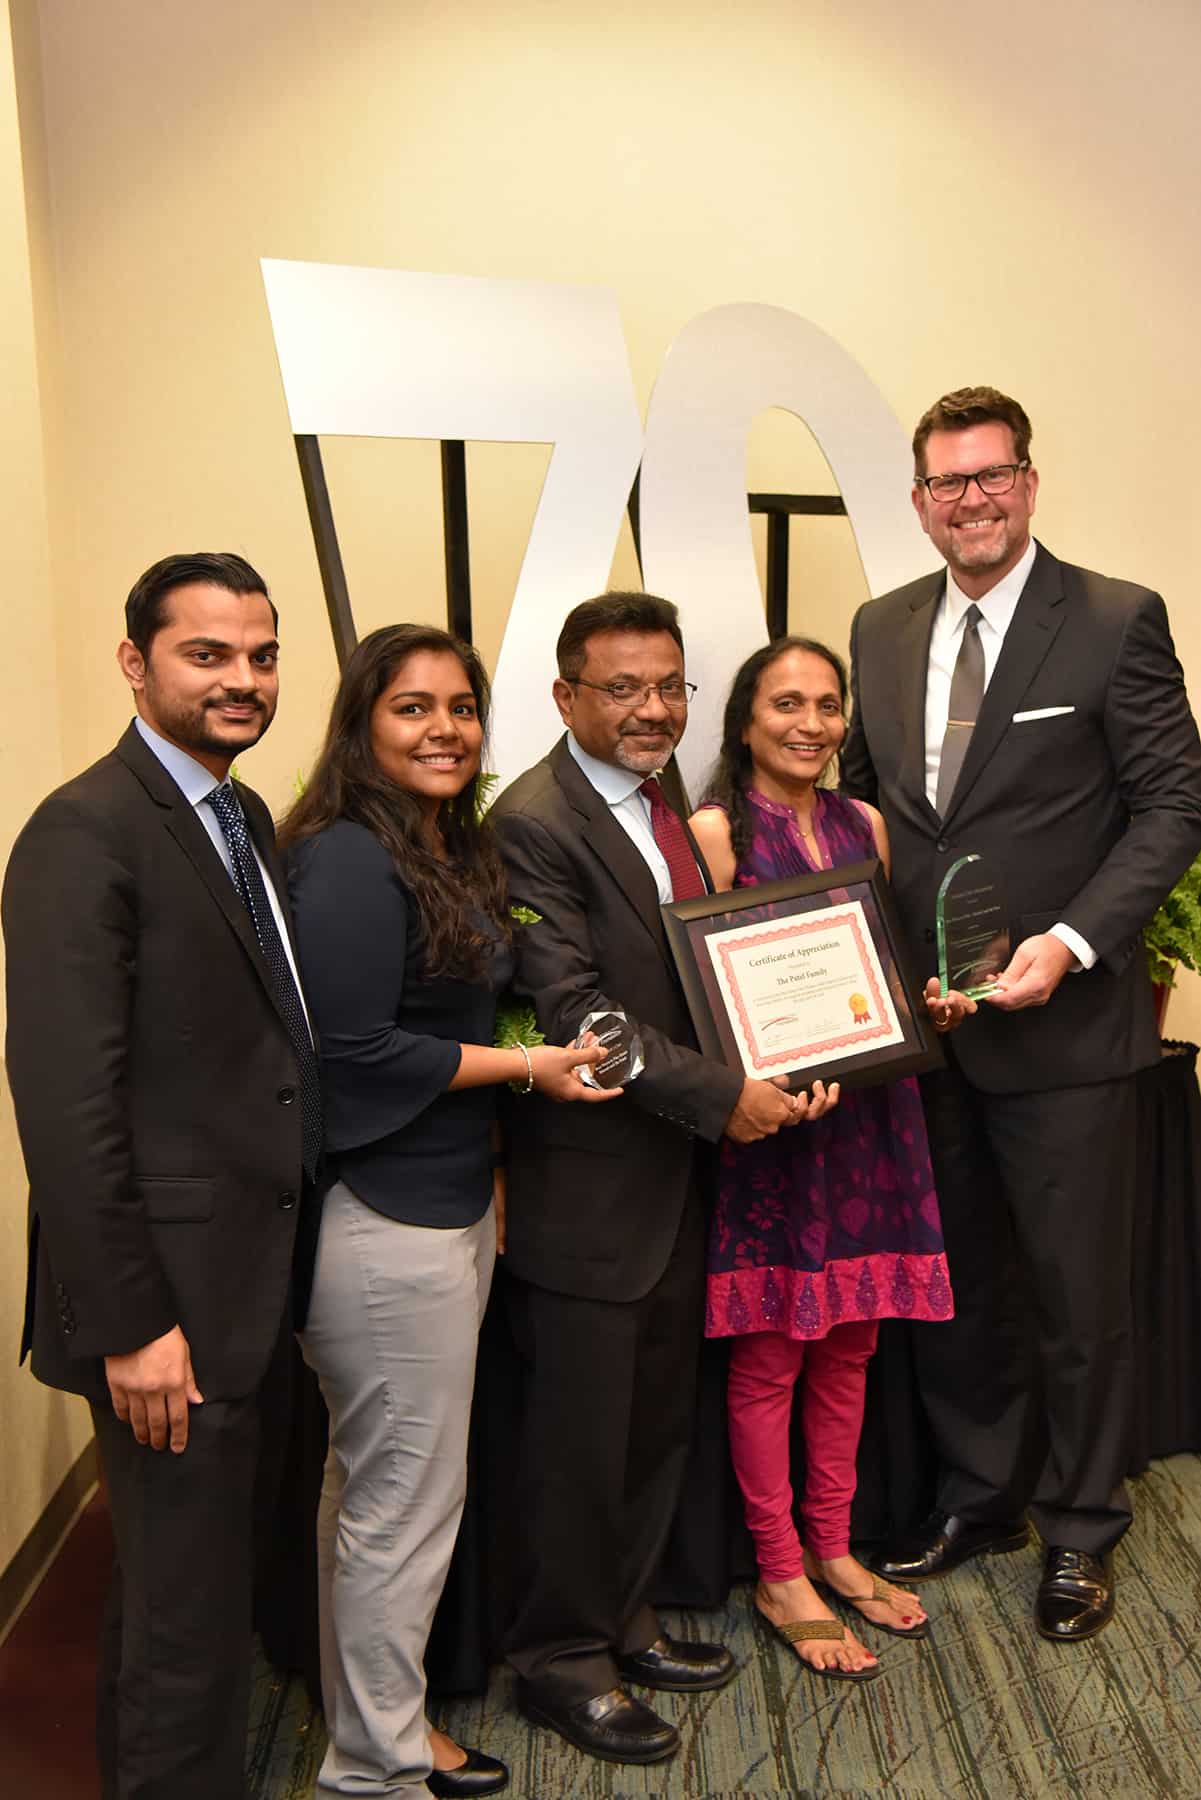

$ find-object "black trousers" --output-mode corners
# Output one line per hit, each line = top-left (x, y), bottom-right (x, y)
(93, 1316), (292, 1800)
(916, 1057), (1137, 1555)
(503, 1193), (706, 1704)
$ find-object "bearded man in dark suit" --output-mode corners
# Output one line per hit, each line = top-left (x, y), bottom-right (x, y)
(491, 592), (839, 1765)
(3, 553), (320, 1799)
(842, 387), (1201, 1640)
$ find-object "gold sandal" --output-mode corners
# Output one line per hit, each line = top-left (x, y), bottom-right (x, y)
(753, 1597), (882, 1682)
(815, 1572), (929, 1640)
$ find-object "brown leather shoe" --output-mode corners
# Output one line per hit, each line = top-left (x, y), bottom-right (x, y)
(1035, 1547), (1115, 1642)
(517, 1682), (679, 1764)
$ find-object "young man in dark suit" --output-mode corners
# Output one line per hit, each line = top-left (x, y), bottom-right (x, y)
(3, 553), (320, 1799)
(491, 592), (833, 1764)
(842, 388), (1201, 1640)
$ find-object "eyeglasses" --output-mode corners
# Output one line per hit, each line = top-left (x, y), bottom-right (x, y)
(915, 461), (1030, 503)
(570, 677), (697, 709)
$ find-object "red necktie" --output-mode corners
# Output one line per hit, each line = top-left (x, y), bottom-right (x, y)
(639, 776), (705, 901)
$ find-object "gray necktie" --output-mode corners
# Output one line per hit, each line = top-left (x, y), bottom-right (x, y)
(936, 603), (984, 818)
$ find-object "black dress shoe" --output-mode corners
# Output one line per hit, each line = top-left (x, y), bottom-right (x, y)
(426, 1749), (507, 1792)
(517, 1681), (679, 1764)
(1036, 1547), (1115, 1642)
(871, 1510), (1030, 1581)
(426, 1745), (509, 1797)
(615, 1633), (736, 1692)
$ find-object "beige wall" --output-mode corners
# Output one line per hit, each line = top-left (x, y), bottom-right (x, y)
(0, 0), (91, 1576)
(3, 0), (1200, 1561)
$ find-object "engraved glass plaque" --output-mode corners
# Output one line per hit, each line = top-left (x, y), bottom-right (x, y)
(936, 853), (1010, 998)
(573, 1009), (645, 1089)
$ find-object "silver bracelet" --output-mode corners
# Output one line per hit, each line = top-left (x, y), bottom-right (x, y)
(513, 1042), (534, 1095)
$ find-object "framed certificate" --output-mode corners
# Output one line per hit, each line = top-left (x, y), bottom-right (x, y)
(662, 860), (943, 1092)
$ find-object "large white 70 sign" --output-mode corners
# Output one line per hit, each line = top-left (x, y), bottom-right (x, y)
(262, 259), (931, 792)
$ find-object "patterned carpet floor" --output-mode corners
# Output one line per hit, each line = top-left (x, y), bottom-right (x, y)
(248, 1454), (1201, 1799)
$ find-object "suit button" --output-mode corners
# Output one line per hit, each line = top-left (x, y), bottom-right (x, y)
(62, 1315), (76, 1335)
(278, 1191), (297, 1211)
(277, 1086), (296, 1106)
(55, 1282), (66, 1298)
(936, 838), (950, 854)
(924, 928), (935, 944)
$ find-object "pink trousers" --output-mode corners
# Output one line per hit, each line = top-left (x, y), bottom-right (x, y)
(727, 1321), (879, 1576)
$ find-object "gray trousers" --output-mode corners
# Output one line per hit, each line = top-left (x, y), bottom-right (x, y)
(299, 1180), (496, 1797)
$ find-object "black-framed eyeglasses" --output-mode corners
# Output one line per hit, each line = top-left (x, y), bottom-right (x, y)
(915, 461), (1030, 503)
(570, 677), (697, 709)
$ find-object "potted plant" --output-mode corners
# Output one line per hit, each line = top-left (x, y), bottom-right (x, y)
(1144, 850), (1201, 1035)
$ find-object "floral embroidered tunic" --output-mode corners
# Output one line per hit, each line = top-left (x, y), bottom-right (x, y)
(703, 787), (953, 1340)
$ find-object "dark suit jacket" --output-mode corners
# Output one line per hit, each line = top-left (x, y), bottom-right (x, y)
(842, 542), (1201, 1093)
(492, 737), (743, 1302)
(3, 722), (308, 1402)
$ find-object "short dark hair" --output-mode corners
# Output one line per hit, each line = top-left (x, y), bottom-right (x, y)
(555, 590), (684, 681)
(124, 552), (276, 656)
(912, 386), (1033, 476)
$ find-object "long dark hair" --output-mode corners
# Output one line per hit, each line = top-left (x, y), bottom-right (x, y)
(702, 636), (849, 866)
(278, 624), (510, 980)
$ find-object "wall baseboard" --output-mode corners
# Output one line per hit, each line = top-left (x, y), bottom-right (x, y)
(0, 1435), (99, 1644)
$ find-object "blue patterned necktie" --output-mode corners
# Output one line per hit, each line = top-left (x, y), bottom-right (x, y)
(206, 782), (321, 1179)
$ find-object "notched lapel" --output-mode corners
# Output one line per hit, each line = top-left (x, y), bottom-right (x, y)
(115, 725), (279, 1002)
(580, 807), (666, 946)
(161, 803), (268, 979)
(942, 547), (1066, 825)
(551, 740), (672, 956)
(899, 581), (941, 825)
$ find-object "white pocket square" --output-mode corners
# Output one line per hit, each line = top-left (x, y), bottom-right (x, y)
(1012, 706), (1075, 722)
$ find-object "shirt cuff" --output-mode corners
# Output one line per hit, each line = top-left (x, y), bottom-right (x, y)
(1050, 922), (1097, 972)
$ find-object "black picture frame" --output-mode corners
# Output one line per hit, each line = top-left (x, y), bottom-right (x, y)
(662, 859), (943, 1093)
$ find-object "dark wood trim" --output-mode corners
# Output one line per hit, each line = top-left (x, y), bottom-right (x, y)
(294, 435), (357, 668)
(440, 441), (472, 642)
(0, 1436), (99, 1645)
(626, 469), (643, 576)
(746, 493), (847, 516)
(747, 493), (849, 639)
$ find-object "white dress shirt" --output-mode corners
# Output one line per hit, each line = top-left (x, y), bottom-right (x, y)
(922, 538), (1094, 970)
(134, 716), (313, 1014)
(566, 732), (678, 904)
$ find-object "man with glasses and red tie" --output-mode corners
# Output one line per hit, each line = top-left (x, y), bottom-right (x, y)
(493, 592), (835, 1765)
(842, 387), (1201, 1641)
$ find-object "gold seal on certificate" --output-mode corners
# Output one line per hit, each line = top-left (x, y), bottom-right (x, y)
(661, 860), (942, 1094)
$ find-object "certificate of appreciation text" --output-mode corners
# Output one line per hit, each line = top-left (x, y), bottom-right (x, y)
(703, 900), (905, 1077)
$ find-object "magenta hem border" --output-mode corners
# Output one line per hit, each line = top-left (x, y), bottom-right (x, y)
(705, 1252), (954, 1340)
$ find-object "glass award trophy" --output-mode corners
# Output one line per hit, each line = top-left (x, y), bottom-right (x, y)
(573, 1009), (645, 1089)
(935, 854), (1011, 998)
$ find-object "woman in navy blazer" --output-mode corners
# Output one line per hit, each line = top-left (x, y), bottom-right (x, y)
(281, 624), (613, 1800)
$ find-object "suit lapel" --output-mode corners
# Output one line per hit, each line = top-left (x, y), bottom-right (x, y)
(549, 738), (673, 955)
(115, 725), (277, 999)
(899, 577), (942, 827)
(942, 544), (1066, 825)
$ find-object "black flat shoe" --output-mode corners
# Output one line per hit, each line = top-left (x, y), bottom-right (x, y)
(1035, 1546), (1115, 1643)
(426, 1745), (508, 1797)
(615, 1632), (736, 1692)
(517, 1681), (679, 1764)
(871, 1511), (1030, 1581)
